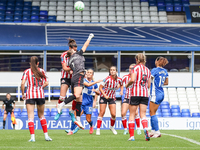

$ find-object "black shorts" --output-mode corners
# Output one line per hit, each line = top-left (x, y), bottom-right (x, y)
(26, 98), (45, 105)
(99, 97), (116, 105)
(130, 96), (149, 106)
(122, 98), (129, 104)
(60, 78), (71, 86)
(71, 73), (84, 94)
(5, 109), (13, 114)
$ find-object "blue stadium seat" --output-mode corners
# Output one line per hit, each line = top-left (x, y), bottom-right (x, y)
(44, 108), (50, 112)
(22, 15), (30, 21)
(15, 6), (23, 11)
(14, 10), (22, 15)
(53, 89), (60, 98)
(14, 108), (21, 112)
(157, 2), (165, 6)
(171, 105), (180, 109)
(5, 15), (13, 22)
(92, 112), (98, 117)
(149, 2), (157, 6)
(48, 20), (57, 22)
(0, 15), (4, 21)
(40, 11), (48, 16)
(51, 108), (57, 112)
(34, 108), (37, 112)
(171, 109), (180, 113)
(162, 109), (171, 113)
(22, 20), (30, 22)
(126, 110), (130, 116)
(161, 101), (169, 105)
(181, 113), (190, 117)
(93, 109), (98, 113)
(50, 111), (57, 117)
(174, 6), (182, 12)
(0, 2), (6, 6)
(162, 112), (171, 117)
(48, 16), (56, 21)
(24, 2), (32, 6)
(62, 108), (69, 113)
(22, 108), (27, 112)
(23, 6), (31, 11)
(0, 6), (6, 10)
(172, 112), (181, 117)
(32, 6), (40, 11)
(61, 112), (69, 117)
(6, 10), (14, 15)
(23, 10), (31, 16)
(21, 112), (28, 117)
(161, 105), (170, 109)
(7, 2), (15, 6)
(158, 6), (166, 11)
(7, 6), (14, 10)
(31, 10), (39, 15)
(166, 5), (173, 11)
(16, 2), (23, 6)
(14, 112), (20, 117)
(192, 113), (200, 118)
(44, 111), (50, 117)
(182, 109), (190, 113)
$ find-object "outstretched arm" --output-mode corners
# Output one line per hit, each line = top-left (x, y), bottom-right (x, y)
(81, 33), (94, 53)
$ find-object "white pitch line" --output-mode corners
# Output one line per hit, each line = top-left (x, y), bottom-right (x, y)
(0, 147), (199, 149)
(162, 133), (200, 146)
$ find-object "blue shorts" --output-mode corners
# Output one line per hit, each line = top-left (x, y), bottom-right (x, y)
(81, 104), (93, 115)
(150, 94), (164, 105)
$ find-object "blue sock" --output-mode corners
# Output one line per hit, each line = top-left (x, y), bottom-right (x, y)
(88, 120), (93, 127)
(71, 121), (77, 130)
(150, 116), (155, 130)
(151, 115), (159, 131)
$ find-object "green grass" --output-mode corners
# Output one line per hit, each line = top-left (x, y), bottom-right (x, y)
(0, 130), (200, 150)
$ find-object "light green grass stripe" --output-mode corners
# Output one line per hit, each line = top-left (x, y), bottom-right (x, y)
(162, 133), (200, 146)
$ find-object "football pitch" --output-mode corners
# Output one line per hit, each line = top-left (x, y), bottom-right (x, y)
(0, 130), (200, 150)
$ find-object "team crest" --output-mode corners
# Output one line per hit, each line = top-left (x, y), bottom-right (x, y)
(61, 79), (65, 83)
(100, 99), (104, 103)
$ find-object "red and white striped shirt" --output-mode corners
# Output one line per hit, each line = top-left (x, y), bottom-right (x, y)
(21, 68), (48, 99)
(122, 74), (131, 99)
(100, 76), (122, 99)
(131, 64), (151, 97)
(60, 51), (72, 79)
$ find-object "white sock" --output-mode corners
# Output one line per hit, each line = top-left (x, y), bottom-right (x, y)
(124, 128), (127, 130)
(31, 134), (35, 139)
(76, 116), (80, 122)
(60, 102), (65, 107)
(44, 132), (48, 138)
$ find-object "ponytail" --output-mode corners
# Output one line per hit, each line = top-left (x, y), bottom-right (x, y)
(68, 38), (77, 48)
(135, 53), (146, 65)
(30, 56), (46, 80)
(156, 56), (169, 67)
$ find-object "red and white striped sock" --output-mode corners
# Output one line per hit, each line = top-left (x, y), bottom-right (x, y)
(129, 120), (135, 137)
(97, 117), (102, 129)
(135, 115), (140, 128)
(110, 117), (116, 127)
(58, 96), (65, 104)
(28, 118), (34, 136)
(141, 118), (148, 129)
(122, 116), (127, 129)
(40, 117), (48, 133)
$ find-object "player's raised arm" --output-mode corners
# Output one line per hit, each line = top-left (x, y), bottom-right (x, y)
(81, 33), (94, 53)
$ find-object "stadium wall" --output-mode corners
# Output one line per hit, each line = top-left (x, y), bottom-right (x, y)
(0, 72), (199, 87)
(1, 117), (200, 130)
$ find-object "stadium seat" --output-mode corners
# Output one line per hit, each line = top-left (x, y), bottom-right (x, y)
(62, 108), (69, 113)
(40, 11), (48, 16)
(44, 111), (50, 117)
(21, 112), (28, 117)
(172, 113), (181, 117)
(181, 113), (190, 117)
(162, 112), (171, 117)
(162, 109), (171, 113)
(171, 105), (180, 109)
(161, 105), (170, 109)
(32, 6), (40, 11)
(61, 112), (69, 117)
(24, 2), (31, 7)
(23, 10), (31, 16)
(5, 15), (13, 22)
(22, 15), (30, 21)
(171, 109), (180, 113)
(22, 108), (27, 112)
(34, 111), (38, 116)
(192, 113), (200, 117)
(50, 111), (57, 117)
(14, 112), (20, 117)
(44, 108), (50, 112)
(14, 108), (21, 112)
(51, 108), (57, 112)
